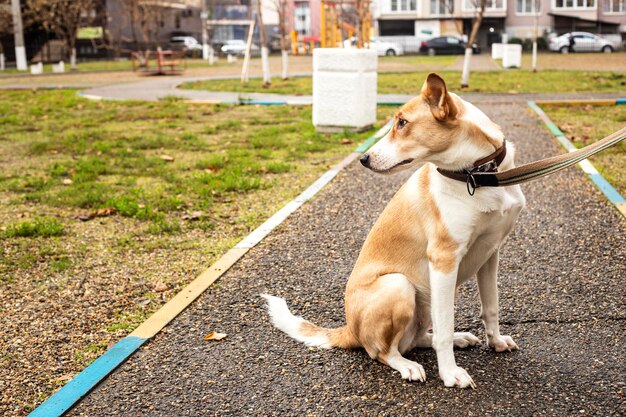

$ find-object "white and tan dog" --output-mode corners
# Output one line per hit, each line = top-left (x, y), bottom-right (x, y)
(262, 73), (526, 388)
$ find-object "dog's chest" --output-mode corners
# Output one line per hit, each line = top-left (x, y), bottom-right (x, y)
(458, 197), (523, 283)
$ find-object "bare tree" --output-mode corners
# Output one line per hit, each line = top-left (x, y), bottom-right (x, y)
(531, 0), (541, 72)
(90, 0), (165, 61)
(271, 0), (289, 79)
(256, 0), (271, 86)
(460, 0), (486, 88)
(26, 0), (96, 70)
(0, 1), (11, 48)
(0, 1), (11, 69)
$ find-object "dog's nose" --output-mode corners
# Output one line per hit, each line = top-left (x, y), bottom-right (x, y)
(360, 153), (370, 167)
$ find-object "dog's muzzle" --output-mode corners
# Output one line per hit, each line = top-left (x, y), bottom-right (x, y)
(359, 153), (370, 167)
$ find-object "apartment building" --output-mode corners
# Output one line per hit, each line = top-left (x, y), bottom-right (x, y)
(374, 0), (626, 47)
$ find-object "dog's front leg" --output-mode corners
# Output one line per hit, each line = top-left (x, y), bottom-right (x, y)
(429, 263), (476, 389)
(477, 250), (519, 352)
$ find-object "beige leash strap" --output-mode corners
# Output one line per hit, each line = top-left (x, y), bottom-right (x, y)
(442, 126), (626, 194)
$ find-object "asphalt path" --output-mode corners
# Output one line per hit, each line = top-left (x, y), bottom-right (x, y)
(69, 97), (625, 416)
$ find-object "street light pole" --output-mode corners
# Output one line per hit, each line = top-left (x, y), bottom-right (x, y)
(10, 0), (27, 71)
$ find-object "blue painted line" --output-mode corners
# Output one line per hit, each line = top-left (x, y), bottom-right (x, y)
(616, 98), (626, 105)
(528, 100), (626, 214)
(588, 174), (626, 204)
(26, 114), (398, 417)
(28, 336), (148, 417)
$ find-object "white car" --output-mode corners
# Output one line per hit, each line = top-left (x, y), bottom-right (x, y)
(170, 36), (202, 53)
(220, 40), (260, 56)
(343, 37), (404, 56)
(549, 32), (615, 53)
(370, 37), (404, 56)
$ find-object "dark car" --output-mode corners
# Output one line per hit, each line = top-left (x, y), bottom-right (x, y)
(420, 36), (481, 56)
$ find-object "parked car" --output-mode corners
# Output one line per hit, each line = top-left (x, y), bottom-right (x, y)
(220, 39), (260, 56)
(169, 36), (202, 56)
(548, 32), (614, 53)
(419, 36), (480, 56)
(369, 37), (404, 56)
(342, 37), (404, 56)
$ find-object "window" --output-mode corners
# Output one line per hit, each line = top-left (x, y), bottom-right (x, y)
(554, 0), (595, 8)
(463, 0), (505, 10)
(604, 0), (626, 12)
(431, 0), (454, 15)
(390, 0), (417, 12)
(516, 0), (540, 13)
(294, 3), (310, 36)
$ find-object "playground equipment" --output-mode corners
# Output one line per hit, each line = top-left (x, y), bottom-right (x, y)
(320, 0), (371, 48)
(131, 49), (186, 75)
(291, 0), (372, 55)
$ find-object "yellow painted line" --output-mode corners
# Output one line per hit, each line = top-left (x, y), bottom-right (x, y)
(130, 247), (248, 339)
(616, 203), (626, 218)
(534, 99), (616, 107)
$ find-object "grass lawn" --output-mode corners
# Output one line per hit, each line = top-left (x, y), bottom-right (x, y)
(542, 103), (626, 197)
(181, 70), (626, 95)
(0, 57), (238, 75)
(0, 89), (390, 416)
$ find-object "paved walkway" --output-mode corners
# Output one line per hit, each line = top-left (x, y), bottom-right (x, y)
(67, 96), (625, 416)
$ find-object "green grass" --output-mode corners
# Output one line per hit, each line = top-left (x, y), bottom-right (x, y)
(0, 90), (382, 225)
(543, 104), (626, 198)
(3, 217), (65, 238)
(181, 70), (626, 95)
(0, 57), (237, 75)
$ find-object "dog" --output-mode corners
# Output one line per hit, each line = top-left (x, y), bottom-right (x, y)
(262, 73), (526, 388)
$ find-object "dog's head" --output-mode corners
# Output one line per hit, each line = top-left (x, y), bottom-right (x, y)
(360, 73), (503, 173)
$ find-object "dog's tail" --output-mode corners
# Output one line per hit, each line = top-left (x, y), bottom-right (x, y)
(260, 294), (359, 349)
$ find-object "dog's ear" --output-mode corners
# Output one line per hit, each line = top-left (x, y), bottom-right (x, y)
(421, 73), (458, 122)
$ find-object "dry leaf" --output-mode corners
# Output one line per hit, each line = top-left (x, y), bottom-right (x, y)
(62, 178), (73, 185)
(160, 155), (175, 162)
(340, 138), (352, 145)
(204, 331), (227, 341)
(182, 211), (205, 221)
(154, 282), (169, 292)
(75, 207), (116, 222)
(95, 207), (116, 217)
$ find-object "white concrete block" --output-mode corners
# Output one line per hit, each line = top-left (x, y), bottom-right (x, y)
(491, 43), (503, 60)
(313, 48), (377, 132)
(52, 61), (65, 73)
(313, 48), (378, 72)
(502, 44), (522, 68)
(30, 62), (43, 75)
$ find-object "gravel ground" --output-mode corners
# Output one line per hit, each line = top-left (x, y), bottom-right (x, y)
(68, 98), (625, 416)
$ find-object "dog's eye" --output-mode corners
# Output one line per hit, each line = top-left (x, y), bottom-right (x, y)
(397, 118), (408, 129)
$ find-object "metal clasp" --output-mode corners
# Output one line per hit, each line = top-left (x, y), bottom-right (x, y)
(474, 160), (497, 173)
(464, 169), (478, 196)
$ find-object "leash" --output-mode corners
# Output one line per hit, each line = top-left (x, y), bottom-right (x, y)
(437, 126), (626, 195)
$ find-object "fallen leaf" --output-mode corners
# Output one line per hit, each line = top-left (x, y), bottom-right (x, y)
(95, 207), (116, 217)
(62, 178), (73, 185)
(160, 155), (175, 162)
(74, 207), (116, 222)
(182, 211), (205, 221)
(204, 331), (227, 341)
(154, 282), (169, 292)
(49, 149), (58, 155)
(340, 138), (352, 145)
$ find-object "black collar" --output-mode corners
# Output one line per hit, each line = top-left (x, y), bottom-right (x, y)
(436, 139), (507, 195)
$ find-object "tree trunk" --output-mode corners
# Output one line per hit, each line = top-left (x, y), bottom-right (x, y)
(281, 49), (288, 80)
(277, 1), (288, 79)
(460, 0), (485, 88)
(257, 0), (271, 86)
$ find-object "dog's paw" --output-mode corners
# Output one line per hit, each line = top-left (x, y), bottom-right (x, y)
(453, 332), (481, 349)
(398, 361), (427, 382)
(488, 335), (518, 352)
(440, 366), (476, 389)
